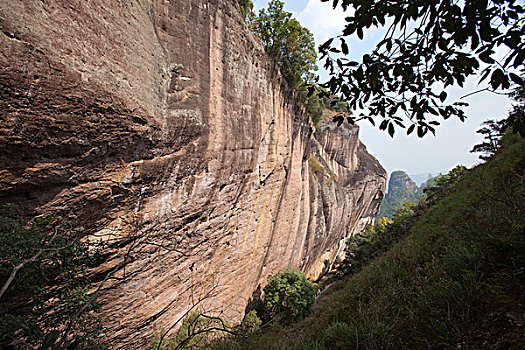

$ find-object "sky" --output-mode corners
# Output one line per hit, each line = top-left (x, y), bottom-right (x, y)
(253, 0), (514, 177)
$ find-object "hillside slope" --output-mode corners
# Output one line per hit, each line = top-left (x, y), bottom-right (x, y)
(229, 134), (525, 349)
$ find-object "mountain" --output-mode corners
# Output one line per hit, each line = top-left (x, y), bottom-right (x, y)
(0, 0), (386, 347)
(378, 170), (420, 219)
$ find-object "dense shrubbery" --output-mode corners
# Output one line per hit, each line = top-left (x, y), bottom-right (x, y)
(237, 0), (253, 20)
(421, 164), (468, 206)
(250, 0), (316, 90)
(263, 268), (317, 321)
(0, 208), (105, 349)
(151, 311), (230, 350)
(248, 0), (351, 131)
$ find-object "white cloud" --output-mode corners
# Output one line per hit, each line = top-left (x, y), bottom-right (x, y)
(295, 0), (347, 45)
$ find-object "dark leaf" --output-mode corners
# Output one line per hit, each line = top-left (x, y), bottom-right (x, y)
(388, 122), (395, 137)
(514, 51), (525, 68)
(341, 39), (349, 55)
(417, 125), (425, 137)
(509, 73), (524, 85)
(490, 68), (505, 90)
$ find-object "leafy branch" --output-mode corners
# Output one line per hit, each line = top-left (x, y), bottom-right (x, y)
(319, 0), (525, 137)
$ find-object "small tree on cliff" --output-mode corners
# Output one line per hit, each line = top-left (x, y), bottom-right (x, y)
(237, 0), (254, 20)
(470, 119), (508, 160)
(250, 0), (317, 90)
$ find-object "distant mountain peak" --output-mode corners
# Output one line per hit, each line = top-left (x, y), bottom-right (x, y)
(379, 171), (420, 219)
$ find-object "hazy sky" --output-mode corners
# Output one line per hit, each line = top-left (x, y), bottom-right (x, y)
(253, 0), (513, 176)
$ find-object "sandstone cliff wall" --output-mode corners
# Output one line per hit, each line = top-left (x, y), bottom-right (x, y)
(0, 0), (386, 347)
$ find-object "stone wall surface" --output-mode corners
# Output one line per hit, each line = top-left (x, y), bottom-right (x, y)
(0, 0), (386, 347)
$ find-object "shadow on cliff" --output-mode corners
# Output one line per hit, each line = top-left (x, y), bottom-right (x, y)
(244, 284), (266, 321)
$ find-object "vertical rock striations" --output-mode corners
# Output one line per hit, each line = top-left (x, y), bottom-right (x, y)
(0, 0), (386, 347)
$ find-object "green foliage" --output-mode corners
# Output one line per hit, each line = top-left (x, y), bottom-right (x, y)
(0, 208), (105, 348)
(319, 0), (525, 136)
(249, 1), (353, 131)
(237, 0), (254, 20)
(151, 312), (218, 350)
(251, 0), (317, 90)
(307, 89), (353, 131)
(263, 268), (317, 320)
(155, 309), (262, 350)
(308, 156), (324, 175)
(422, 164), (468, 206)
(239, 310), (262, 335)
(505, 78), (525, 137)
(470, 119), (508, 160)
(339, 206), (416, 276)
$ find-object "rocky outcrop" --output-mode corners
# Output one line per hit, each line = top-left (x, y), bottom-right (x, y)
(0, 0), (386, 347)
(388, 171), (419, 195)
(378, 171), (420, 219)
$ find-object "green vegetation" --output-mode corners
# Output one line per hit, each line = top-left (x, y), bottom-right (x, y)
(151, 311), (237, 350)
(156, 269), (317, 350)
(319, 0), (525, 136)
(422, 165), (468, 206)
(250, 0), (317, 90)
(237, 0), (254, 20)
(263, 268), (317, 321)
(213, 133), (524, 349)
(508, 80), (525, 137)
(0, 209), (106, 348)
(337, 211), (412, 276)
(470, 119), (508, 160)
(308, 156), (324, 175)
(238, 310), (262, 335)
(249, 0), (351, 131)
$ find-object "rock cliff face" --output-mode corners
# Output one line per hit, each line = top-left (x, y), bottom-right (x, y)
(387, 171), (419, 195)
(0, 0), (386, 347)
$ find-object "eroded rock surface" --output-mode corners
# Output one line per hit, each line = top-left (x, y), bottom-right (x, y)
(0, 0), (386, 347)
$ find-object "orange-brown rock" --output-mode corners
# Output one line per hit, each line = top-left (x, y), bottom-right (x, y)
(0, 0), (386, 347)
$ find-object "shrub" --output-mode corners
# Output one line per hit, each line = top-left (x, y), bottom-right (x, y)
(151, 312), (224, 350)
(239, 310), (262, 335)
(0, 206), (105, 349)
(338, 206), (416, 276)
(422, 165), (468, 206)
(263, 268), (317, 320)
